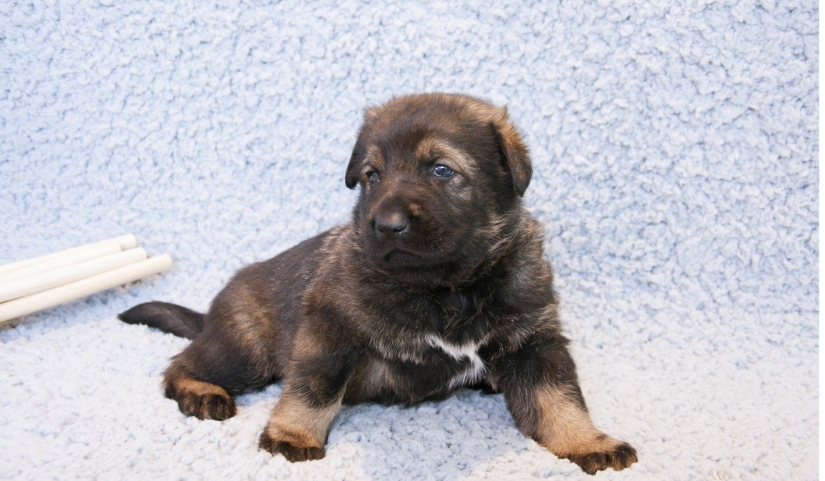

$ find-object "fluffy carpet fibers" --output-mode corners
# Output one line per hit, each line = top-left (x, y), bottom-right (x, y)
(0, 0), (818, 479)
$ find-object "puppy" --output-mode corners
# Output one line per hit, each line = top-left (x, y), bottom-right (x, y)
(120, 93), (637, 475)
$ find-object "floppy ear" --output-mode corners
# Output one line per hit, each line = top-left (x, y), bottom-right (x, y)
(491, 107), (532, 197)
(345, 135), (366, 189)
(345, 109), (379, 189)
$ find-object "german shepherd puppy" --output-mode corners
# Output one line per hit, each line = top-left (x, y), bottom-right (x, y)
(120, 93), (637, 474)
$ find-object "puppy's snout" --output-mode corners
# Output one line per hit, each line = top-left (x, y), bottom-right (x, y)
(373, 211), (409, 236)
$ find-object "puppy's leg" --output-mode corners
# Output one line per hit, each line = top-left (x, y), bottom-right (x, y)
(258, 386), (343, 462)
(164, 363), (236, 421)
(162, 335), (260, 421)
(528, 383), (637, 475)
(161, 289), (293, 421)
(490, 332), (637, 475)
(162, 317), (278, 421)
(258, 326), (362, 462)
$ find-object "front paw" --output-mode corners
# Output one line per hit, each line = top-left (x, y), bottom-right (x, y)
(259, 429), (325, 462)
(564, 441), (638, 475)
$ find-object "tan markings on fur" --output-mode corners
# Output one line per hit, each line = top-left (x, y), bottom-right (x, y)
(288, 324), (339, 365)
(264, 391), (343, 449)
(318, 225), (350, 259)
(368, 335), (428, 364)
(408, 202), (423, 217)
(363, 106), (380, 123)
(360, 357), (393, 392)
(414, 137), (438, 159)
(535, 386), (621, 457)
(345, 356), (396, 402)
(226, 286), (272, 358)
(461, 98), (507, 125)
(360, 144), (385, 177)
(414, 138), (477, 179)
(173, 376), (231, 398)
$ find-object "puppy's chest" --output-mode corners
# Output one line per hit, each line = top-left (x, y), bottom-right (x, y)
(365, 289), (501, 387)
(365, 332), (487, 400)
(370, 324), (490, 391)
(423, 334), (486, 388)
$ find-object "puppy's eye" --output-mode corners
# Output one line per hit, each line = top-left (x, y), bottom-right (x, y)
(367, 171), (380, 184)
(432, 164), (455, 178)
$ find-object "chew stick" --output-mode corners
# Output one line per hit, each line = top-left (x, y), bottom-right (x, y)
(0, 248), (148, 303)
(0, 234), (138, 276)
(0, 254), (173, 325)
(0, 241), (125, 285)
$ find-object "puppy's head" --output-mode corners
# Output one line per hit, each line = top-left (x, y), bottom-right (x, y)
(346, 93), (532, 281)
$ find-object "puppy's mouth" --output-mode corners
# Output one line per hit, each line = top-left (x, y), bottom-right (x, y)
(383, 249), (423, 265)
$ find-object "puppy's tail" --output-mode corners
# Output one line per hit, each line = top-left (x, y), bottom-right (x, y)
(119, 302), (206, 340)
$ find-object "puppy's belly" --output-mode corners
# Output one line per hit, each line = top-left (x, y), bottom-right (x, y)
(343, 339), (487, 405)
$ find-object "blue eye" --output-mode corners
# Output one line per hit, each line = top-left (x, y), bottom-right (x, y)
(433, 164), (454, 177)
(368, 172), (380, 184)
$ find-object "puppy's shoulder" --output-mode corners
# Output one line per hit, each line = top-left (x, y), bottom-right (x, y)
(299, 224), (365, 311)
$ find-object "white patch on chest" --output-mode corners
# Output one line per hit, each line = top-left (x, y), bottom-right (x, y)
(425, 335), (487, 389)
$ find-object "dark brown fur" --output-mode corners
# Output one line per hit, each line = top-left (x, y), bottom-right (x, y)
(119, 93), (637, 474)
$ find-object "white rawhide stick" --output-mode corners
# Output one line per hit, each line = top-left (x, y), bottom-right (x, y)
(0, 239), (138, 284)
(0, 254), (173, 325)
(0, 248), (148, 303)
(0, 234), (138, 277)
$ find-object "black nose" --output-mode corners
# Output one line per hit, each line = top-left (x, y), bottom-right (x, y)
(374, 212), (409, 236)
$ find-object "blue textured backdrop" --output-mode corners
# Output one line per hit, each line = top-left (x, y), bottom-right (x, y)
(0, 1), (817, 479)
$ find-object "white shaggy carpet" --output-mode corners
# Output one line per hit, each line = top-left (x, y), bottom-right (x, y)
(0, 0), (818, 479)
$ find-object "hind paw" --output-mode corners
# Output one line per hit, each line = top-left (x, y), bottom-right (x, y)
(176, 391), (236, 420)
(165, 379), (236, 420)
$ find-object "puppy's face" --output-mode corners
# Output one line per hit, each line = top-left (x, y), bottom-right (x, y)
(345, 93), (533, 281)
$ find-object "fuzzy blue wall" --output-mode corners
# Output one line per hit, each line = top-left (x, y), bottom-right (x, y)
(0, 1), (817, 478)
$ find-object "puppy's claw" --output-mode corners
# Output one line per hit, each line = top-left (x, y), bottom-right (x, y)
(564, 442), (638, 475)
(259, 430), (325, 462)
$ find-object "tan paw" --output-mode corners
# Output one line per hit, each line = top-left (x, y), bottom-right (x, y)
(165, 383), (236, 420)
(259, 429), (325, 462)
(563, 441), (638, 475)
